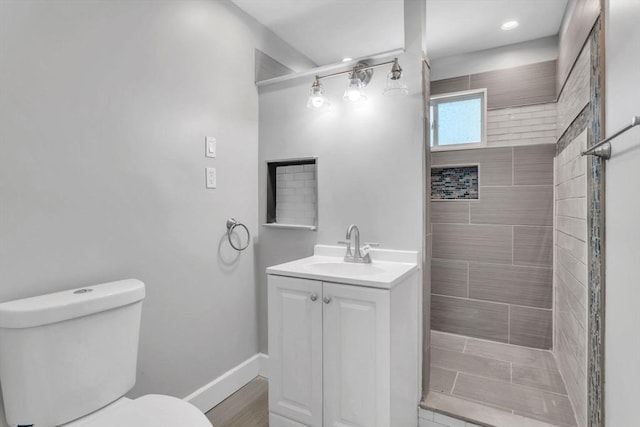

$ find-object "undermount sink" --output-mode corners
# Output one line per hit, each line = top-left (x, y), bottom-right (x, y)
(303, 261), (385, 276)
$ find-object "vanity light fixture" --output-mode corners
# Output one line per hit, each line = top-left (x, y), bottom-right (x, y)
(306, 57), (407, 109)
(501, 20), (519, 31)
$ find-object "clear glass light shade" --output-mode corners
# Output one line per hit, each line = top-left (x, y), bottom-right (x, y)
(307, 79), (330, 110)
(343, 77), (367, 103)
(383, 72), (408, 97)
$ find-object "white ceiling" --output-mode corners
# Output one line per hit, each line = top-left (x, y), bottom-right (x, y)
(232, 0), (404, 66)
(232, 0), (569, 66)
(426, 0), (569, 59)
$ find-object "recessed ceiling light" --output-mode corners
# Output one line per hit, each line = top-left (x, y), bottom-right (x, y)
(501, 20), (519, 31)
(341, 57), (353, 62)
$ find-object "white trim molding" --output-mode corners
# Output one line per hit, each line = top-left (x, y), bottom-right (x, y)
(184, 353), (269, 412)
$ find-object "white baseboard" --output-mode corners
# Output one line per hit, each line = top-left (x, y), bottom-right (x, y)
(184, 353), (269, 412)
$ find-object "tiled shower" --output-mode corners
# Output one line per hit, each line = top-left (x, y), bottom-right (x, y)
(426, 18), (599, 425)
(431, 143), (556, 349)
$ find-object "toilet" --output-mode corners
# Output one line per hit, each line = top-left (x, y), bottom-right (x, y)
(0, 279), (212, 427)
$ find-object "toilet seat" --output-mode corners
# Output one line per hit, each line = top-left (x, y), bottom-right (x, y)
(61, 394), (212, 427)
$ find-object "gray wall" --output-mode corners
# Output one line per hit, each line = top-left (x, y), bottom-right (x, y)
(431, 144), (556, 349)
(604, 0), (640, 424)
(0, 1), (311, 423)
(430, 36), (559, 82)
(553, 16), (594, 427)
(557, 0), (600, 93)
(431, 60), (557, 110)
(555, 130), (588, 427)
(256, 1), (426, 354)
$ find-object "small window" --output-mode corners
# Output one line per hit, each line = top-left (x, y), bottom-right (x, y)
(430, 89), (487, 150)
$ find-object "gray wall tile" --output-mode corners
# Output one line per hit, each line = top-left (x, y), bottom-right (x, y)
(469, 263), (553, 309)
(429, 366), (458, 394)
(557, 231), (587, 263)
(464, 338), (558, 371)
(471, 186), (553, 226)
(556, 216), (587, 242)
(432, 259), (469, 297)
(453, 374), (577, 426)
(431, 75), (471, 95)
(556, 176), (587, 200)
(512, 364), (567, 394)
(557, 278), (587, 330)
(557, 41), (591, 137)
(432, 148), (512, 186)
(514, 226), (553, 267)
(510, 306), (553, 349)
(513, 144), (556, 185)
(470, 61), (557, 109)
(432, 347), (511, 382)
(431, 330), (467, 352)
(432, 295), (509, 342)
(431, 201), (470, 224)
(557, 246), (588, 286)
(432, 223), (513, 264)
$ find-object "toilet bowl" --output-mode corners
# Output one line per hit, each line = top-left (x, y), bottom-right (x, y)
(0, 280), (213, 427)
(61, 395), (211, 427)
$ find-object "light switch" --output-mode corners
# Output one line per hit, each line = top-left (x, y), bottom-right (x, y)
(205, 136), (216, 158)
(205, 167), (216, 189)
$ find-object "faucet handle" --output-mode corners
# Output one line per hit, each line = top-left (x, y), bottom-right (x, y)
(364, 242), (380, 247)
(337, 240), (350, 245)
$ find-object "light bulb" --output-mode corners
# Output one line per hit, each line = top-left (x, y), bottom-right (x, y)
(501, 20), (519, 31)
(343, 77), (366, 103)
(307, 76), (330, 110)
(311, 96), (325, 108)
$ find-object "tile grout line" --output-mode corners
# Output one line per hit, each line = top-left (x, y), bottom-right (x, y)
(510, 362), (513, 384)
(507, 305), (511, 344)
(450, 371), (460, 395)
(466, 261), (470, 298)
(432, 257), (554, 271)
(452, 370), (579, 398)
(511, 147), (515, 186)
(432, 293), (552, 311)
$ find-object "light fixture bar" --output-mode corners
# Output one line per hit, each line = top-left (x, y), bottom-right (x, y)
(316, 59), (398, 82)
(256, 48), (404, 87)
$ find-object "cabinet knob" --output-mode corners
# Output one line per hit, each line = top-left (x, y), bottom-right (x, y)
(310, 293), (318, 302)
(323, 296), (332, 304)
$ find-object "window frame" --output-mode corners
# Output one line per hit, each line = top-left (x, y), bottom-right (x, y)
(430, 88), (488, 151)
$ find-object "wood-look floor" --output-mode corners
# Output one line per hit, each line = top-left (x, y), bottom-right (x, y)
(205, 376), (268, 427)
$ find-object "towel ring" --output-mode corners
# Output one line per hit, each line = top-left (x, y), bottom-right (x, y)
(226, 218), (250, 251)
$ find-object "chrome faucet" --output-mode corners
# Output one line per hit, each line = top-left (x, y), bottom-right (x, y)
(344, 224), (372, 264)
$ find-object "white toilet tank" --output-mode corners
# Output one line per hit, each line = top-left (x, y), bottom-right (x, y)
(0, 279), (146, 427)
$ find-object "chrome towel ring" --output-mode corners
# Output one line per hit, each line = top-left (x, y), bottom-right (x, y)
(226, 218), (250, 251)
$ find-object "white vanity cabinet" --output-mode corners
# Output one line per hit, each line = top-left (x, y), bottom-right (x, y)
(267, 247), (419, 427)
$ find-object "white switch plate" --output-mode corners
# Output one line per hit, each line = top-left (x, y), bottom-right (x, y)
(205, 136), (216, 158)
(205, 167), (216, 189)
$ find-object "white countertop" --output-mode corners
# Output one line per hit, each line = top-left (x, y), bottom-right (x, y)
(266, 245), (419, 289)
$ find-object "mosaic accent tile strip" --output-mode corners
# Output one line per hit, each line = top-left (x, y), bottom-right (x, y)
(557, 104), (591, 156)
(587, 17), (605, 427)
(431, 166), (479, 200)
(554, 17), (605, 427)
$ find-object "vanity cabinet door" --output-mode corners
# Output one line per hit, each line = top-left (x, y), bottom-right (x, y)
(322, 282), (391, 427)
(268, 275), (323, 427)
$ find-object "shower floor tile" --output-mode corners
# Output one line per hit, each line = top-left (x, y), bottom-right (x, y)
(429, 330), (578, 427)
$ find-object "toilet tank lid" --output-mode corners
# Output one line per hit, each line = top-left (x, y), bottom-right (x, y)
(0, 279), (146, 329)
